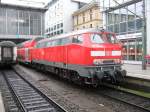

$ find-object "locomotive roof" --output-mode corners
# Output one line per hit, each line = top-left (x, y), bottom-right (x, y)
(17, 37), (44, 48)
(0, 41), (16, 47)
(38, 28), (112, 43)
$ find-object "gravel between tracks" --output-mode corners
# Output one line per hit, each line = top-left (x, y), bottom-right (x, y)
(14, 65), (145, 112)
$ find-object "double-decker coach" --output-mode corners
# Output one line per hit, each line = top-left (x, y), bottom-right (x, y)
(17, 37), (43, 64)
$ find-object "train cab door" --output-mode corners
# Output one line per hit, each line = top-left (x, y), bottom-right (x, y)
(25, 48), (29, 62)
(64, 46), (68, 68)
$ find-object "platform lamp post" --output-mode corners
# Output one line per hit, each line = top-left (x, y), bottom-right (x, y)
(142, 0), (147, 70)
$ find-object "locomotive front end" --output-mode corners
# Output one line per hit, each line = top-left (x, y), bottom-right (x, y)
(88, 32), (126, 84)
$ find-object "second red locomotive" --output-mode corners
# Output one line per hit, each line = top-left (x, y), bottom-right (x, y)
(17, 29), (126, 86)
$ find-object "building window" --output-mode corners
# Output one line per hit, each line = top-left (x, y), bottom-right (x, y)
(76, 16), (78, 25)
(61, 29), (63, 33)
(90, 24), (92, 28)
(54, 25), (56, 30)
(57, 31), (60, 34)
(90, 9), (93, 20)
(60, 23), (63, 27)
(120, 8), (127, 22)
(136, 19), (142, 31)
(51, 27), (53, 31)
(114, 24), (119, 33)
(83, 13), (85, 23)
(57, 24), (60, 29)
(108, 25), (113, 32)
(128, 20), (135, 32)
(120, 22), (127, 33)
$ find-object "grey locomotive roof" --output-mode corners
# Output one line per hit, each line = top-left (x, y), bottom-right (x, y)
(38, 28), (108, 44)
(0, 41), (16, 47)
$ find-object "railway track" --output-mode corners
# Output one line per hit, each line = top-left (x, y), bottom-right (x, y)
(0, 73), (20, 111)
(98, 85), (150, 112)
(0, 69), (67, 112)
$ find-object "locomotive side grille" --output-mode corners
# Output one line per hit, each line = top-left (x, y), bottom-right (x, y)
(103, 60), (114, 64)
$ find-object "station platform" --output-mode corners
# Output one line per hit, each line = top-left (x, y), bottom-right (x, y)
(123, 64), (150, 80)
(0, 92), (5, 112)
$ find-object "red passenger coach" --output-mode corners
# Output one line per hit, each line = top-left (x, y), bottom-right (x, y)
(17, 37), (43, 64)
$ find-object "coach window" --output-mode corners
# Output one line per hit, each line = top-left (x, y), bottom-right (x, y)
(72, 35), (83, 44)
(36, 43), (41, 48)
(56, 39), (61, 46)
(61, 38), (71, 45)
(46, 41), (52, 47)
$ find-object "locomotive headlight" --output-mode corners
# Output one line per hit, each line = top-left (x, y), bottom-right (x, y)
(93, 59), (103, 65)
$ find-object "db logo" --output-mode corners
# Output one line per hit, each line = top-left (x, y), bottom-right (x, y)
(105, 51), (111, 56)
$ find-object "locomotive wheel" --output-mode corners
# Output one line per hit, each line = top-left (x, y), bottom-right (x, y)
(92, 76), (99, 87)
(115, 70), (125, 84)
(92, 83), (98, 88)
(70, 72), (83, 85)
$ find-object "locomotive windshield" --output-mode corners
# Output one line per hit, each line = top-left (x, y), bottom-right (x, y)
(90, 33), (118, 44)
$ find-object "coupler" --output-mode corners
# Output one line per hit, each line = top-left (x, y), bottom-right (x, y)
(95, 69), (126, 84)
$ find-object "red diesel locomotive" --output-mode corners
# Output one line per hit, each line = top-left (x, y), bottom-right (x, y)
(17, 29), (126, 85)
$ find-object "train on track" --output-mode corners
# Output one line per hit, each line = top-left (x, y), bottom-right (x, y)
(17, 29), (126, 86)
(0, 41), (17, 66)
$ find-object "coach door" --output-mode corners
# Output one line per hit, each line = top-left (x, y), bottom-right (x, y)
(61, 38), (70, 68)
(2, 47), (13, 61)
(25, 48), (29, 62)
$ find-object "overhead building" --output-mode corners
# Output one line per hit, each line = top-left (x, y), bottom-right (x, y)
(72, 1), (102, 30)
(101, 0), (150, 64)
(0, 3), (46, 43)
(45, 0), (86, 37)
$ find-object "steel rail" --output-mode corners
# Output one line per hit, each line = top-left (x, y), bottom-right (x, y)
(98, 84), (150, 112)
(2, 69), (67, 112)
(14, 69), (68, 112)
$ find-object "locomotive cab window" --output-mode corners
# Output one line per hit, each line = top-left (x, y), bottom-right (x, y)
(91, 33), (118, 44)
(72, 35), (83, 44)
(91, 34), (104, 44)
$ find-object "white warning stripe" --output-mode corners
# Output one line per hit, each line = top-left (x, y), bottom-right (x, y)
(112, 51), (121, 56)
(91, 51), (105, 56)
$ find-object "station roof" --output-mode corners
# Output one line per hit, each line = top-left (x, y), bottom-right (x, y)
(0, 41), (16, 47)
(0, 3), (47, 12)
